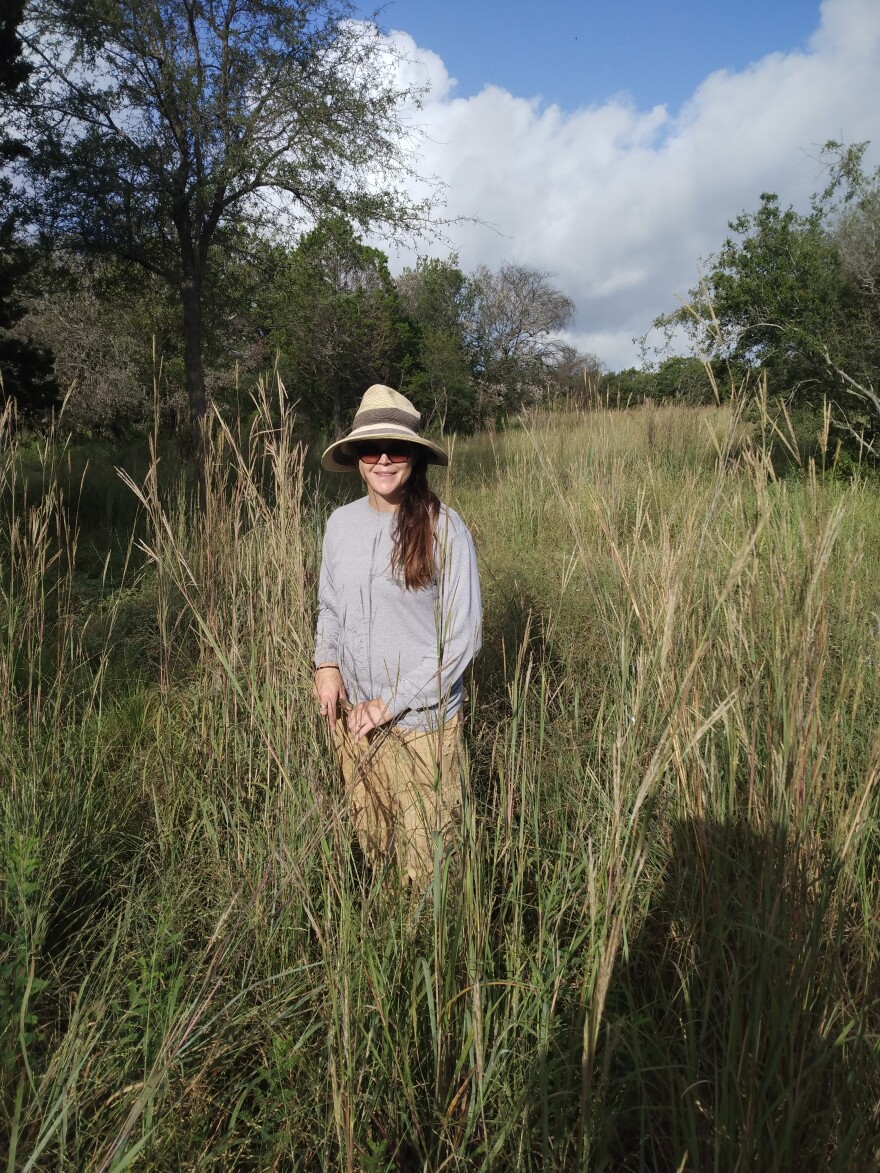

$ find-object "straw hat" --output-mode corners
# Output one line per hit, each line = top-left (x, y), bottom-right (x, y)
(320, 385), (448, 472)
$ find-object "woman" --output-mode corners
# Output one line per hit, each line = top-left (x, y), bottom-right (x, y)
(313, 384), (482, 885)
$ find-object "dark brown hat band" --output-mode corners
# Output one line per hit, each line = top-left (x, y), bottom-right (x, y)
(353, 407), (420, 430)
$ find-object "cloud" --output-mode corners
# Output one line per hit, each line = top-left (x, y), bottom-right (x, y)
(379, 0), (880, 369)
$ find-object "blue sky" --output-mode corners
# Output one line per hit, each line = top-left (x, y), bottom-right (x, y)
(368, 0), (820, 114)
(359, 0), (880, 369)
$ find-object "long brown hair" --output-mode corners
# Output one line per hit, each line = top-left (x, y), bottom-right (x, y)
(393, 452), (440, 590)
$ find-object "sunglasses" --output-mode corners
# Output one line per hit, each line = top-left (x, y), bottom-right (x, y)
(356, 440), (413, 465)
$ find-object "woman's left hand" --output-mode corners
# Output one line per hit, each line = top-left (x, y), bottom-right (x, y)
(349, 698), (392, 742)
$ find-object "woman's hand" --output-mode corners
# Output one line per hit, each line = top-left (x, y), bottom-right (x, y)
(313, 666), (348, 731)
(348, 698), (392, 743)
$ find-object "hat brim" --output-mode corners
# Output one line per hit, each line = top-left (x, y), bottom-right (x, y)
(320, 423), (448, 472)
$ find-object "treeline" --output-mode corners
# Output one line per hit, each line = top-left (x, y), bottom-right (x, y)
(647, 141), (880, 453)
(0, 0), (596, 442)
(2, 225), (595, 437)
(2, 4), (879, 448)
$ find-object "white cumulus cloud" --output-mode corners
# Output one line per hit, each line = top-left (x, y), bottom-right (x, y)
(380, 0), (880, 369)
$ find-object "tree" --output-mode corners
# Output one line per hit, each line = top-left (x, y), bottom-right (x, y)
(836, 191), (880, 321)
(396, 255), (478, 432)
(9, 238), (272, 434)
(9, 250), (153, 434)
(7, 0), (431, 445)
(545, 342), (602, 405)
(831, 145), (880, 366)
(0, 0), (57, 414)
(644, 356), (720, 404)
(657, 195), (861, 394)
(654, 145), (880, 442)
(270, 217), (415, 433)
(469, 262), (574, 412)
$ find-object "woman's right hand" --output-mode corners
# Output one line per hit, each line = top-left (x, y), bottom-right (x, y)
(313, 666), (348, 731)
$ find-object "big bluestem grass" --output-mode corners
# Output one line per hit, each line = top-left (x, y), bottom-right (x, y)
(1, 386), (878, 1170)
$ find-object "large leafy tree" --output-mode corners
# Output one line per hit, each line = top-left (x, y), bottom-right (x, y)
(270, 216), (415, 433)
(654, 147), (880, 438)
(0, 0), (56, 414)
(7, 0), (430, 443)
(396, 255), (478, 432)
(656, 194), (863, 395)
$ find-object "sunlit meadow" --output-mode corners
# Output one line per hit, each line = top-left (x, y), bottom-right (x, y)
(2, 384), (879, 1170)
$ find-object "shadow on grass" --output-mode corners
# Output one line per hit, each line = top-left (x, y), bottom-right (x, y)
(465, 585), (566, 796)
(533, 815), (879, 1171)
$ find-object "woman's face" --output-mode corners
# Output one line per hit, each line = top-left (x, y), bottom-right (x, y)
(358, 442), (413, 511)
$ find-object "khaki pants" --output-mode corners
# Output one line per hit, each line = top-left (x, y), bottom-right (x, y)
(334, 713), (465, 885)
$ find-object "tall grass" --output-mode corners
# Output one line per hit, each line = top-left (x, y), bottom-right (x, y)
(1, 388), (878, 1170)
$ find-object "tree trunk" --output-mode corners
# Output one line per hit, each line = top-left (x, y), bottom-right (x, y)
(177, 228), (208, 502)
(180, 269), (207, 432)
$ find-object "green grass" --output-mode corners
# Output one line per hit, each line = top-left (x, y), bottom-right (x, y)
(1, 389), (879, 1170)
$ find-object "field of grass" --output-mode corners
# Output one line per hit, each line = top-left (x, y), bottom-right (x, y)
(1, 387), (879, 1170)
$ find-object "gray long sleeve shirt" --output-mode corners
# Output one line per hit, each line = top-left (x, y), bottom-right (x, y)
(314, 495), (482, 731)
